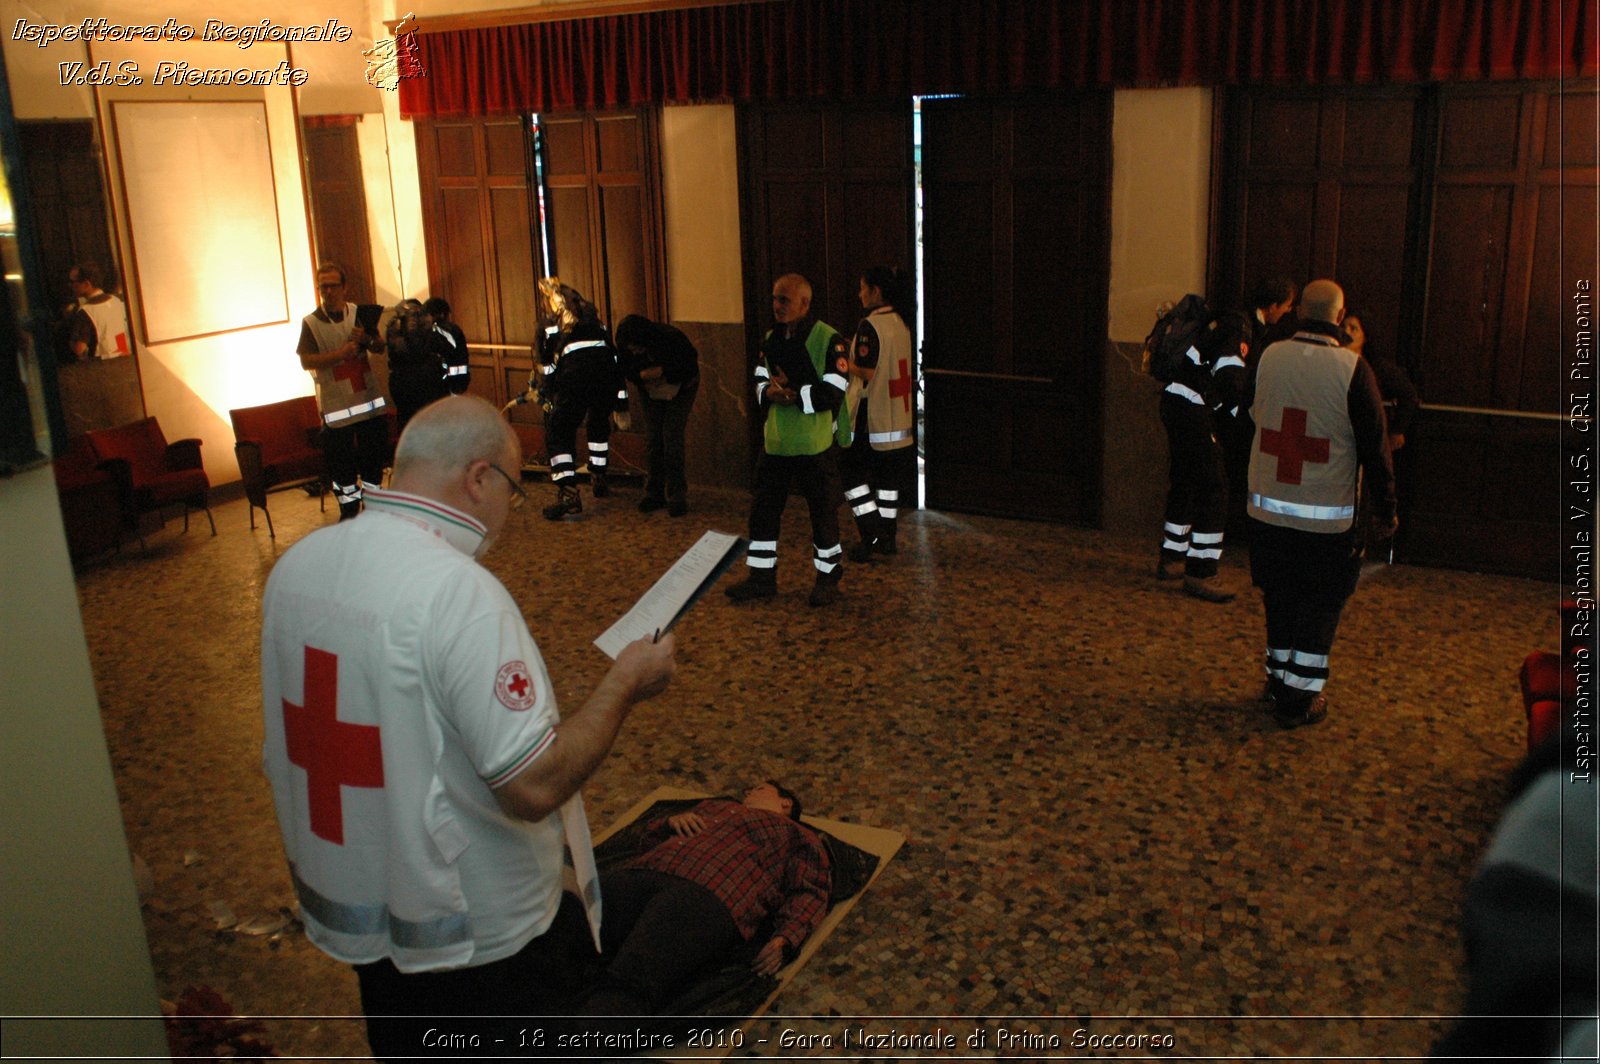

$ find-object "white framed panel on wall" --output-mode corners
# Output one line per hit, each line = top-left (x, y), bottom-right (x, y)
(110, 101), (290, 344)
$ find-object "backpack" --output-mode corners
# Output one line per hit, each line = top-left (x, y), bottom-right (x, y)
(1142, 294), (1212, 383)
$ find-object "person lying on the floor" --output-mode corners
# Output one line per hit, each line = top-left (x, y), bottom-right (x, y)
(582, 781), (830, 1014)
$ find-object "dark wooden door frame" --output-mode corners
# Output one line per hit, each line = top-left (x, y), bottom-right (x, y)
(919, 92), (1111, 527)
(735, 99), (917, 482)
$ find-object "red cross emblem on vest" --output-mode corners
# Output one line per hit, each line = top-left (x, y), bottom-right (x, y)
(889, 358), (913, 414)
(283, 647), (384, 845)
(332, 355), (368, 393)
(1260, 407), (1330, 485)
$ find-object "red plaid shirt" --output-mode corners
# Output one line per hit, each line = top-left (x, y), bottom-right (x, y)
(629, 799), (830, 945)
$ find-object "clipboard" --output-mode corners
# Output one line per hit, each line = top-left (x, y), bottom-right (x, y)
(593, 531), (747, 658)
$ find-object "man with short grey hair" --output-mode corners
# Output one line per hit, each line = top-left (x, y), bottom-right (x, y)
(261, 394), (677, 1060)
(725, 273), (852, 607)
(1246, 279), (1396, 728)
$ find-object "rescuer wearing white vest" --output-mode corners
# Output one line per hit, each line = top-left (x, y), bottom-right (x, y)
(1246, 279), (1396, 728)
(261, 395), (676, 1061)
(296, 263), (390, 519)
(66, 262), (133, 360)
(841, 265), (918, 563)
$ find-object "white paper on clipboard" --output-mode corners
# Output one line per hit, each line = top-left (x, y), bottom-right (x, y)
(593, 530), (746, 658)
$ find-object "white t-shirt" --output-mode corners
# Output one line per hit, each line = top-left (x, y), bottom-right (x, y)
(261, 486), (566, 972)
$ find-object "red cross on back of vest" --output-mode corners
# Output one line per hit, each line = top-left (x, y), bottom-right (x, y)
(889, 357), (913, 414)
(1259, 406), (1330, 485)
(283, 646), (384, 845)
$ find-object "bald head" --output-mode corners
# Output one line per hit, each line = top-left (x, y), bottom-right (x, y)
(392, 395), (519, 490)
(772, 273), (813, 325)
(1300, 280), (1345, 325)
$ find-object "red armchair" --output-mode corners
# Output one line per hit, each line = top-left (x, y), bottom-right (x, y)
(86, 417), (215, 549)
(52, 434), (131, 561)
(230, 397), (327, 538)
(1519, 600), (1586, 750)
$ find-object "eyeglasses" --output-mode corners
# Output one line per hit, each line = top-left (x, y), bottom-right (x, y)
(488, 462), (529, 511)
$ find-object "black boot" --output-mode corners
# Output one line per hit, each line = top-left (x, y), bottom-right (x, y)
(725, 569), (777, 602)
(542, 483), (583, 521)
(847, 513), (880, 562)
(807, 571), (841, 607)
(590, 470), (609, 498)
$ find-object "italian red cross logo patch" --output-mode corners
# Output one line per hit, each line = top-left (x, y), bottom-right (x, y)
(495, 661), (537, 711)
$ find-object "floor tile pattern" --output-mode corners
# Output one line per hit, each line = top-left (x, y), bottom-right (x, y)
(72, 481), (1552, 1060)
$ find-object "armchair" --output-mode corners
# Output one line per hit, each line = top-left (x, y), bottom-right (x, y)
(229, 396), (327, 538)
(52, 433), (131, 561)
(86, 417), (215, 550)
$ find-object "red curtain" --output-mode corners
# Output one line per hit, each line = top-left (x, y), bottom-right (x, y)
(399, 0), (1598, 117)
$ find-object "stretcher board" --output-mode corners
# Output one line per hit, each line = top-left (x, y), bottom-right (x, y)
(591, 786), (907, 1061)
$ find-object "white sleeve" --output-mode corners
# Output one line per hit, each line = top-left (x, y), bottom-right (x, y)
(433, 595), (560, 790)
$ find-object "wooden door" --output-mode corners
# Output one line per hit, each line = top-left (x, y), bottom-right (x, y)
(1405, 86), (1593, 578)
(414, 115), (544, 444)
(1213, 89), (1428, 375)
(303, 120), (376, 305)
(538, 110), (664, 329)
(1217, 84), (1594, 580)
(18, 121), (117, 357)
(737, 100), (915, 476)
(920, 94), (1110, 525)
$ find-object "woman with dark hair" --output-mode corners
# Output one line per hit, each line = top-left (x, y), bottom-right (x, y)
(1341, 310), (1420, 555)
(534, 279), (628, 520)
(614, 314), (701, 516)
(842, 265), (917, 561)
(1340, 312), (1418, 452)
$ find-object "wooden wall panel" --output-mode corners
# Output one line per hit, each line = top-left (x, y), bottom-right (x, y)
(304, 123), (375, 305)
(1216, 83), (1591, 579)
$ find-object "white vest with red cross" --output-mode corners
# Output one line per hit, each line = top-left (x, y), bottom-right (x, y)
(79, 293), (132, 358)
(858, 307), (916, 452)
(261, 487), (569, 972)
(302, 308), (388, 428)
(1247, 332), (1361, 533)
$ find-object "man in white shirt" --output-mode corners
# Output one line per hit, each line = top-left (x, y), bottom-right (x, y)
(66, 262), (132, 360)
(261, 394), (676, 1060)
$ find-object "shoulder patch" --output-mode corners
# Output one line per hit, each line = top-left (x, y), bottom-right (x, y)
(494, 661), (538, 711)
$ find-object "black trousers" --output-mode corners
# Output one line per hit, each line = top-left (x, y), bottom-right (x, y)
(545, 363), (617, 485)
(839, 432), (916, 544)
(1248, 517), (1362, 710)
(580, 868), (740, 1015)
(390, 368), (448, 436)
(639, 376), (699, 503)
(1159, 393), (1228, 578)
(323, 415), (389, 517)
(354, 892), (598, 1062)
(745, 449), (842, 578)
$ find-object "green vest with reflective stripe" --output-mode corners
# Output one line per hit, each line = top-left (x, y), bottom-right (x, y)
(764, 321), (841, 457)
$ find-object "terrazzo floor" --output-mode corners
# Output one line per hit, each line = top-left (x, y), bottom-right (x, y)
(72, 478), (1556, 1061)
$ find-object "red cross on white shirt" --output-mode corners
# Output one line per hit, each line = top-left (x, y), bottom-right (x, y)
(282, 647), (384, 845)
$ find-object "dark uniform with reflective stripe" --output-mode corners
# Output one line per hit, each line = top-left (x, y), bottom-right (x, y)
(539, 319), (627, 495)
(1159, 316), (1248, 578)
(741, 317), (850, 583)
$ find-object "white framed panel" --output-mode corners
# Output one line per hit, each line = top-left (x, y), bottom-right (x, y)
(111, 101), (289, 343)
